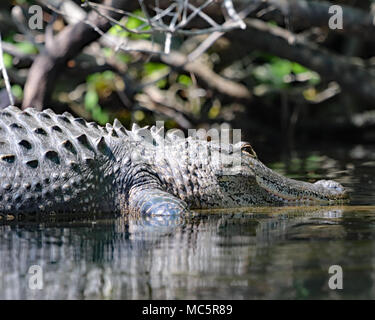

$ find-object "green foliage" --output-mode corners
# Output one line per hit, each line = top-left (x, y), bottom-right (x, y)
(144, 62), (168, 75)
(84, 71), (115, 124)
(84, 89), (98, 111)
(87, 70), (116, 91)
(156, 78), (167, 89)
(177, 74), (192, 87)
(108, 10), (151, 40)
(108, 20), (129, 38)
(208, 101), (221, 119)
(11, 85), (23, 100)
(143, 62), (169, 88)
(125, 10), (151, 40)
(84, 89), (109, 124)
(3, 53), (13, 69)
(253, 55), (320, 89)
(91, 107), (109, 124)
(14, 42), (38, 55)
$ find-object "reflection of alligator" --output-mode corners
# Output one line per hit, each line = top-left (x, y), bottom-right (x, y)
(0, 106), (348, 217)
(1, 207), (367, 299)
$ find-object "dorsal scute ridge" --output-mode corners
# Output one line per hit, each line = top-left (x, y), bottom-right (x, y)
(131, 123), (140, 132)
(0, 107), (209, 161)
(113, 118), (123, 129)
(6, 105), (21, 113)
(0, 106), (107, 164)
(41, 108), (56, 117)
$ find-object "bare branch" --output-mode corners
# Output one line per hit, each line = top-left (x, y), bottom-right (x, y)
(0, 34), (14, 106)
(232, 18), (375, 103)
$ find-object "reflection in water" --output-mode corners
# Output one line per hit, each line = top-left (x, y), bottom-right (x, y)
(1, 206), (375, 299)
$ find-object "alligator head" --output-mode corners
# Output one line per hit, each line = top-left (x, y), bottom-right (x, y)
(206, 141), (349, 207)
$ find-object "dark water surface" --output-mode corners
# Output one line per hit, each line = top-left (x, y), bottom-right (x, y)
(0, 144), (375, 299)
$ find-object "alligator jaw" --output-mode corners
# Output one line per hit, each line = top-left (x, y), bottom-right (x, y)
(253, 164), (349, 204)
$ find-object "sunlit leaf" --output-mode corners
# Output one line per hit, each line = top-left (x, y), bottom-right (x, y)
(178, 74), (192, 87)
(144, 62), (167, 75)
(11, 85), (23, 99)
(3, 53), (12, 68)
(15, 42), (38, 54)
(84, 90), (98, 111)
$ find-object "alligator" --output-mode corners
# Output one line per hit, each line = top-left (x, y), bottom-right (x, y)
(0, 106), (348, 218)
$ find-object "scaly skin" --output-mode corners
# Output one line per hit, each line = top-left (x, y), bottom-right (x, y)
(0, 106), (348, 218)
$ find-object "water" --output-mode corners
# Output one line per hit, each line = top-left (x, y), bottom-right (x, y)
(0, 144), (374, 299)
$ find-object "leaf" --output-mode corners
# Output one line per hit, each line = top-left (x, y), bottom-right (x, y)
(92, 106), (110, 125)
(144, 62), (167, 75)
(291, 63), (308, 74)
(3, 53), (12, 68)
(178, 74), (192, 87)
(11, 85), (23, 99)
(15, 42), (38, 54)
(84, 90), (99, 111)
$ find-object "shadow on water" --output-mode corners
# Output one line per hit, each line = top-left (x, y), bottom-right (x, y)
(0, 144), (375, 299)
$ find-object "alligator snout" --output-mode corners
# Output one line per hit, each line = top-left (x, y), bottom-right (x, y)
(314, 180), (349, 199)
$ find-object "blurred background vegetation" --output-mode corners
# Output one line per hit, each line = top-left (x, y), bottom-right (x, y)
(1, 0), (375, 160)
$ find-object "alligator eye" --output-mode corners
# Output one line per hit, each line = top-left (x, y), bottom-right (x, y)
(241, 143), (257, 158)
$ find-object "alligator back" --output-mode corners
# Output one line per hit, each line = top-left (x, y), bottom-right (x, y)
(0, 106), (116, 216)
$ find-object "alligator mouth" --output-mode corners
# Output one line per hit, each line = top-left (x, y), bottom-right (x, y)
(256, 176), (349, 204)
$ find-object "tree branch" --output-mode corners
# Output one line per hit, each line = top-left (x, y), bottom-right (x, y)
(22, 0), (137, 110)
(256, 0), (375, 41)
(231, 18), (375, 103)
